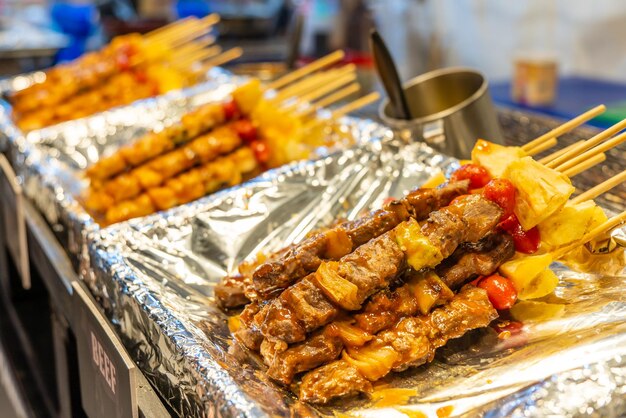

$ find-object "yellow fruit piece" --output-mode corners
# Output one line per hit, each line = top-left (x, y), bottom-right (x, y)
(510, 300), (565, 322)
(421, 170), (446, 188)
(499, 253), (553, 291)
(232, 79), (263, 115)
(503, 157), (574, 230)
(471, 139), (526, 177)
(395, 220), (443, 271)
(538, 201), (609, 249)
(517, 268), (559, 300)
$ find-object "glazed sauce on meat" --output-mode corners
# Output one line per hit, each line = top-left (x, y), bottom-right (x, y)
(371, 387), (418, 408)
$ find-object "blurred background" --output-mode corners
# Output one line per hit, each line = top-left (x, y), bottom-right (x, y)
(1, 0), (626, 124)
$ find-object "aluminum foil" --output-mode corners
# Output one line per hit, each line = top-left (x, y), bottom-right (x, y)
(86, 121), (626, 418)
(0, 68), (246, 265)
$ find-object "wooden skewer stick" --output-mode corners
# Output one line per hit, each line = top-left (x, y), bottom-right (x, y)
(552, 210), (626, 259)
(145, 17), (197, 40)
(178, 46), (222, 67)
(170, 36), (216, 58)
(273, 64), (355, 103)
(304, 92), (380, 130)
(311, 83), (360, 107)
(539, 140), (584, 165)
(521, 104), (606, 152)
(545, 117), (626, 169)
(300, 85), (361, 118)
(200, 47), (243, 71)
(147, 18), (201, 44)
(267, 50), (345, 90)
(525, 137), (558, 156)
(169, 19), (218, 47)
(330, 92), (380, 119)
(298, 83), (360, 118)
(562, 153), (606, 178)
(571, 170), (626, 204)
(555, 131), (626, 173)
(282, 72), (357, 111)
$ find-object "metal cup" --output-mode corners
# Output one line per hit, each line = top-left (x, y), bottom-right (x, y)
(379, 67), (503, 159)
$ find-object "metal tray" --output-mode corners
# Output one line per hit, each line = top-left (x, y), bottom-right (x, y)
(86, 121), (625, 417)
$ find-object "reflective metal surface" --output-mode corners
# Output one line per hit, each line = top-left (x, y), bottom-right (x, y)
(0, 68), (245, 263)
(380, 68), (503, 159)
(87, 127), (624, 417)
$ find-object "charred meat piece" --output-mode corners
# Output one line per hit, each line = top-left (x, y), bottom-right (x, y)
(216, 243), (298, 308)
(299, 285), (498, 404)
(251, 181), (470, 300)
(251, 195), (501, 346)
(266, 329), (343, 384)
(256, 232), (405, 344)
(264, 233), (513, 385)
(437, 233), (515, 289)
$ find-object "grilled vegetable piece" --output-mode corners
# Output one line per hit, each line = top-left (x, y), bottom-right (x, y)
(503, 156), (574, 230)
(498, 253), (558, 300)
(538, 200), (608, 249)
(471, 139), (526, 178)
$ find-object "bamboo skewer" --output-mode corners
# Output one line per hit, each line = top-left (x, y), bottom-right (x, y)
(170, 36), (216, 59)
(298, 83), (360, 117)
(555, 131), (626, 173)
(545, 118), (626, 169)
(144, 17), (194, 39)
(200, 47), (243, 71)
(177, 46), (222, 67)
(562, 153), (606, 177)
(148, 18), (204, 46)
(304, 92), (380, 129)
(282, 72), (357, 112)
(521, 104), (606, 152)
(146, 17), (199, 43)
(552, 211), (626, 259)
(267, 50), (345, 90)
(525, 137), (558, 156)
(273, 65), (355, 103)
(539, 140), (584, 165)
(169, 17), (219, 47)
(571, 170), (626, 204)
(330, 92), (380, 120)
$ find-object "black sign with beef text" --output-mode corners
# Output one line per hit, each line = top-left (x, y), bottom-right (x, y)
(72, 281), (138, 418)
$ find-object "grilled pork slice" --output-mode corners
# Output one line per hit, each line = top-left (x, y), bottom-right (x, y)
(251, 195), (502, 345)
(299, 285), (498, 404)
(251, 181), (470, 300)
(265, 233), (514, 384)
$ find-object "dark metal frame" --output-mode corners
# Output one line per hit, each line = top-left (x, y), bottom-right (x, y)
(0, 184), (171, 417)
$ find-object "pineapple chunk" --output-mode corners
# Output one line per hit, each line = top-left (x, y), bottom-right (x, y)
(499, 253), (559, 299)
(232, 79), (264, 115)
(510, 300), (565, 322)
(421, 170), (446, 188)
(499, 253), (553, 289)
(471, 139), (526, 177)
(538, 201), (609, 249)
(516, 268), (559, 300)
(503, 157), (575, 230)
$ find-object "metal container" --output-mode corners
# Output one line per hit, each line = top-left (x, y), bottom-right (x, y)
(379, 67), (503, 159)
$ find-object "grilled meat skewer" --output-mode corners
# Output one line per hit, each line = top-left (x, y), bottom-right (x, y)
(299, 285), (498, 404)
(217, 181), (469, 309)
(250, 181), (471, 301)
(247, 194), (502, 347)
(265, 233), (514, 384)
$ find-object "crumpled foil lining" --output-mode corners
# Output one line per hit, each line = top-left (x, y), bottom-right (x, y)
(0, 68), (245, 265)
(86, 120), (626, 418)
